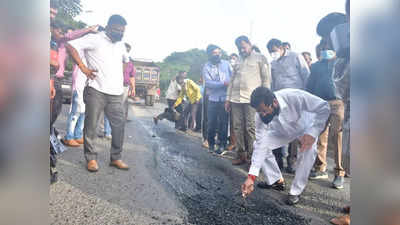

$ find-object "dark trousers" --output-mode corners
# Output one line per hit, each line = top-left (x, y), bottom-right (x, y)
(157, 99), (183, 127)
(50, 78), (63, 129)
(83, 87), (125, 162)
(207, 101), (229, 149)
(202, 96), (208, 140)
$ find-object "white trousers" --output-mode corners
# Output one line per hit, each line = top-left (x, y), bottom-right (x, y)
(261, 137), (317, 196)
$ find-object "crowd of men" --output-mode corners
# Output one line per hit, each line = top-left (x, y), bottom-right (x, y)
(50, 0), (350, 224)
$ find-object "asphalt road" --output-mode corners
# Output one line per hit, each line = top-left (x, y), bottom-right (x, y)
(50, 100), (350, 225)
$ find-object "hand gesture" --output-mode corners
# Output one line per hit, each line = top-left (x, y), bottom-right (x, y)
(241, 177), (255, 198)
(81, 66), (97, 80)
(299, 134), (316, 152)
(89, 25), (100, 33)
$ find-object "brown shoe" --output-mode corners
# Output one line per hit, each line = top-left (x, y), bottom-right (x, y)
(75, 138), (84, 145)
(62, 139), (81, 147)
(87, 160), (99, 172)
(227, 144), (236, 151)
(109, 160), (129, 170)
(330, 215), (350, 225)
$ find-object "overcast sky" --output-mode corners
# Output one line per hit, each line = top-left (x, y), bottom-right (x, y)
(75, 0), (346, 62)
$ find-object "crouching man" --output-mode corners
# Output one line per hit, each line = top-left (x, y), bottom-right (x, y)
(241, 87), (330, 205)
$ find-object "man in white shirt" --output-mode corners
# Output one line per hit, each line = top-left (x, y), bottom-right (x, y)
(65, 15), (130, 172)
(241, 87), (330, 205)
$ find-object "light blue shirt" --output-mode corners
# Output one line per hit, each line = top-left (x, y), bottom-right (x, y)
(202, 60), (232, 102)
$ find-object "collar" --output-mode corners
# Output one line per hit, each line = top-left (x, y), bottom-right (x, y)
(100, 31), (113, 43)
(277, 50), (289, 61)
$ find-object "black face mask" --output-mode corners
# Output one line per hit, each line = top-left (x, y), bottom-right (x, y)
(210, 55), (221, 64)
(260, 105), (280, 125)
(108, 31), (123, 42)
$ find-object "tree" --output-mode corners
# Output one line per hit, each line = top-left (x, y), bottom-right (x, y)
(51, 0), (82, 18)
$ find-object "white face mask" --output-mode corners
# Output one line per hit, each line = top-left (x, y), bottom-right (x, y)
(270, 52), (281, 60)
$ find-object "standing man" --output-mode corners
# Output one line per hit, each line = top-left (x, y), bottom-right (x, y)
(267, 38), (311, 174)
(226, 35), (271, 165)
(241, 87), (330, 205)
(202, 44), (232, 154)
(306, 41), (346, 189)
(66, 15), (130, 172)
(173, 75), (202, 132)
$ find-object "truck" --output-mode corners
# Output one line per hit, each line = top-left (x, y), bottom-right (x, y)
(133, 59), (160, 106)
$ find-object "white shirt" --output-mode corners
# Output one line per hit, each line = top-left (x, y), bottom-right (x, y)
(68, 32), (129, 95)
(165, 79), (182, 100)
(249, 88), (330, 176)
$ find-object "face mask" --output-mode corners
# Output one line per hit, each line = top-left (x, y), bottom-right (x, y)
(270, 52), (281, 60)
(321, 50), (336, 60)
(259, 105), (280, 125)
(109, 31), (123, 42)
(210, 55), (221, 64)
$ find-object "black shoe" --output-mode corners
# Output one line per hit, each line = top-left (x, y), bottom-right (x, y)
(309, 171), (329, 180)
(286, 194), (300, 205)
(257, 180), (286, 191)
(214, 149), (222, 155)
(285, 166), (296, 174)
(332, 175), (344, 189)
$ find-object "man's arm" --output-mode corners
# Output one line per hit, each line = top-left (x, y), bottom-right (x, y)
(305, 64), (318, 94)
(297, 54), (311, 89)
(259, 55), (271, 89)
(248, 114), (271, 177)
(62, 25), (98, 42)
(173, 91), (184, 108)
(203, 64), (225, 89)
(65, 43), (97, 80)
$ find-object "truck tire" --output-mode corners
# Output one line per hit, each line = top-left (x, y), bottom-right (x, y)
(145, 95), (154, 106)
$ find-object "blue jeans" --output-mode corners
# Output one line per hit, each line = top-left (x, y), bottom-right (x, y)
(104, 116), (112, 136)
(207, 101), (229, 149)
(65, 91), (85, 140)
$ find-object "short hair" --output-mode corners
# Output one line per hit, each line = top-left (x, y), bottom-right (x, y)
(107, 14), (127, 27)
(282, 42), (291, 49)
(235, 35), (251, 49)
(176, 73), (186, 82)
(316, 12), (346, 37)
(178, 70), (186, 76)
(230, 53), (239, 58)
(266, 39), (282, 52)
(250, 87), (276, 108)
(302, 52), (311, 57)
(252, 45), (261, 53)
(125, 43), (131, 49)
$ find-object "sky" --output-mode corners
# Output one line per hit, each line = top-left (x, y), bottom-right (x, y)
(75, 0), (346, 62)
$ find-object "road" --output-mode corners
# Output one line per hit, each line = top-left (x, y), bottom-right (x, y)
(50, 100), (350, 225)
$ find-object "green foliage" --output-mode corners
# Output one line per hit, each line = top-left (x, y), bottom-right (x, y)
(157, 48), (208, 96)
(51, 0), (82, 18)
